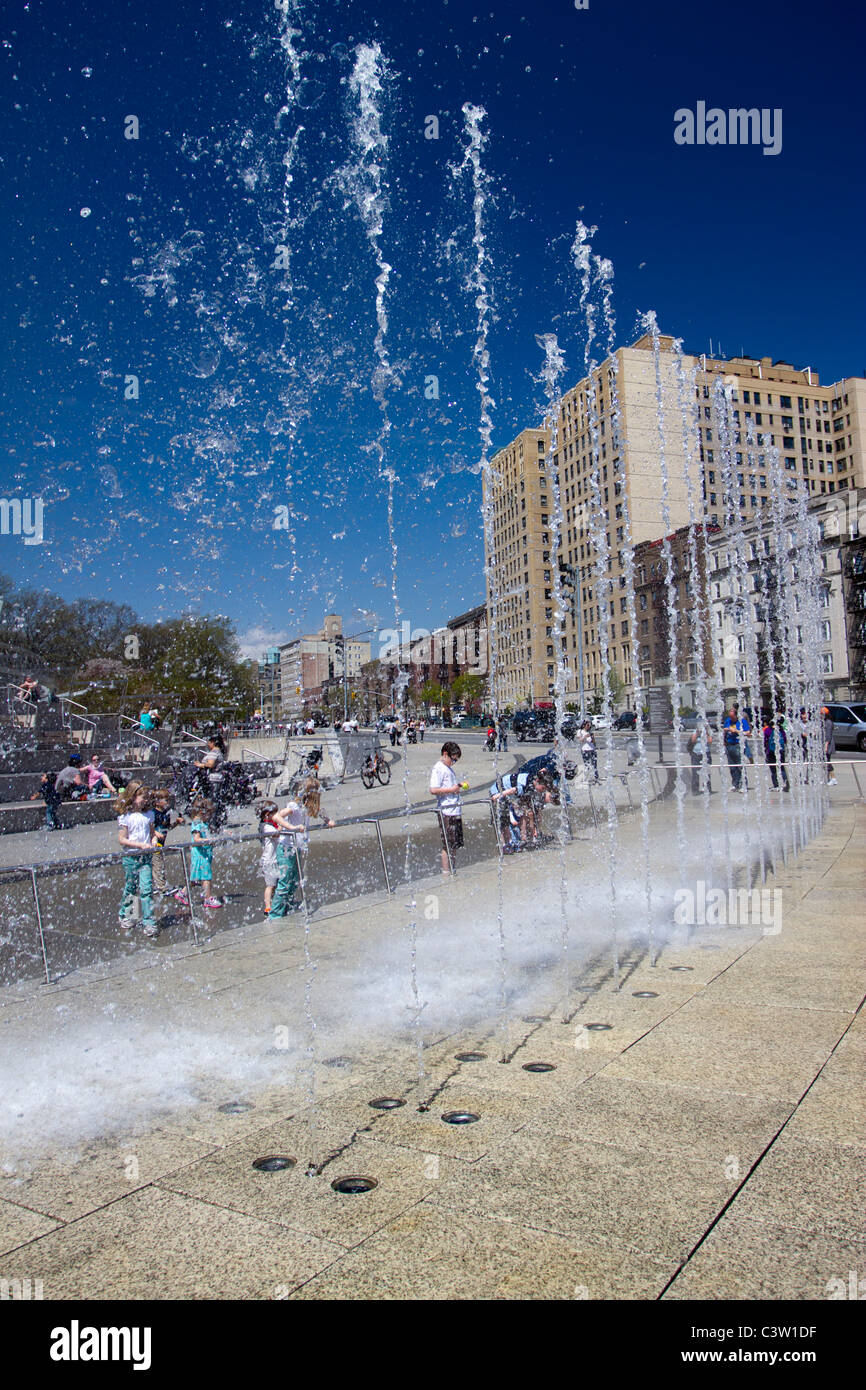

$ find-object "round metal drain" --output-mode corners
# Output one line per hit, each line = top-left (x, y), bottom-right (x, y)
(522, 1062), (556, 1074)
(218, 1101), (254, 1114)
(522, 1015), (550, 1023)
(632, 991), (659, 998)
(368, 1097), (405, 1110)
(252, 1155), (296, 1172)
(331, 1176), (378, 1194)
(442, 1110), (480, 1125)
(455, 1052), (487, 1062)
(584, 1022), (613, 1031)
(669, 965), (694, 972)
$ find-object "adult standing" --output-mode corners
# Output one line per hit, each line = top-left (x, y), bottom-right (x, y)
(430, 741), (467, 876)
(418, 717), (426, 743)
(723, 704), (748, 791)
(497, 715), (509, 752)
(764, 715), (789, 792)
(194, 735), (227, 828)
(687, 721), (713, 795)
(577, 721), (600, 784)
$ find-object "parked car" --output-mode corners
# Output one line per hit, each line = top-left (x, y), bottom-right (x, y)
(825, 702), (866, 751)
(613, 710), (637, 731)
(590, 714), (609, 730)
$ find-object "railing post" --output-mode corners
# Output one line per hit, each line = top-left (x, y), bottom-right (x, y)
(30, 869), (51, 986)
(178, 847), (200, 946)
(436, 809), (456, 876)
(361, 818), (392, 894)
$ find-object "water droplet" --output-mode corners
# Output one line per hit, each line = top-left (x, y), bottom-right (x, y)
(189, 349), (220, 378)
(79, 207), (91, 218)
(81, 66), (92, 77)
(296, 79), (325, 109)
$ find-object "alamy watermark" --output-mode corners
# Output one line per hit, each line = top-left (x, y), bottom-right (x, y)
(674, 103), (782, 157)
(673, 881), (782, 935)
(0, 497), (44, 545)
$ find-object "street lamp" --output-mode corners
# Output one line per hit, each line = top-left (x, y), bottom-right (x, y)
(336, 627), (377, 724)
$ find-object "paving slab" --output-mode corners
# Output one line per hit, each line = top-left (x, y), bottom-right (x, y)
(425, 1132), (737, 1262)
(663, 1211), (866, 1301)
(0, 1129), (220, 1222)
(0, 1186), (344, 1300)
(158, 1132), (459, 1250)
(725, 1136), (866, 1242)
(532, 1073), (791, 1168)
(0, 1198), (61, 1257)
(289, 1202), (677, 1300)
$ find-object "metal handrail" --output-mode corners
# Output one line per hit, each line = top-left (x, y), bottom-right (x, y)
(117, 713), (160, 753)
(59, 696), (97, 744)
(2, 765), (670, 987)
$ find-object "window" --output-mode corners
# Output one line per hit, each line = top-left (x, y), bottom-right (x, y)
(820, 652), (833, 673)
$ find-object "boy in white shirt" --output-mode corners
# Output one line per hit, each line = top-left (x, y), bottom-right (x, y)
(430, 741), (468, 875)
(116, 784), (159, 937)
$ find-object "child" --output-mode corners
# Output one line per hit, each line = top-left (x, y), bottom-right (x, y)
(179, 798), (222, 910)
(31, 771), (63, 830)
(268, 796), (308, 918)
(116, 783), (159, 938)
(256, 799), (281, 916)
(152, 788), (185, 896)
(301, 775), (336, 829)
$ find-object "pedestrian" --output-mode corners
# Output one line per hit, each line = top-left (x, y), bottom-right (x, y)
(268, 796), (308, 917)
(178, 797), (222, 910)
(256, 798), (281, 917)
(30, 771), (63, 830)
(823, 707), (837, 785)
(723, 704), (748, 791)
(194, 736), (227, 828)
(86, 753), (116, 798)
(139, 705), (154, 733)
(151, 788), (185, 896)
(430, 741), (468, 875)
(418, 718), (426, 743)
(798, 707), (811, 784)
(497, 715), (509, 752)
(387, 718), (396, 747)
(687, 721), (713, 795)
(116, 783), (159, 938)
(577, 721), (600, 783)
(301, 774), (336, 828)
(764, 715), (789, 792)
(55, 754), (87, 800)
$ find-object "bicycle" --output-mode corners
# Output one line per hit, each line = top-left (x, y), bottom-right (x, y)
(361, 750), (391, 788)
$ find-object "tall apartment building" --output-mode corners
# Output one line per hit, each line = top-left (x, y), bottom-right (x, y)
(278, 615), (371, 717)
(484, 332), (866, 709)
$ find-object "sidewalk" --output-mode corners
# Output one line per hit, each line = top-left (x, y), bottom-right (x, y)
(0, 797), (862, 1299)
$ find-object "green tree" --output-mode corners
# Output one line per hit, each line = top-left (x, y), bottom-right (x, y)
(451, 672), (486, 712)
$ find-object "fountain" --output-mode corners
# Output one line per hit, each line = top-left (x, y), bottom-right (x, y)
(0, 9), (838, 1179)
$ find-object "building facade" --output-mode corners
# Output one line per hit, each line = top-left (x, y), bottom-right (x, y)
(484, 333), (866, 709)
(278, 615), (371, 717)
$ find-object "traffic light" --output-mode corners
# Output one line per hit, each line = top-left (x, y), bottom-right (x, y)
(558, 560), (579, 614)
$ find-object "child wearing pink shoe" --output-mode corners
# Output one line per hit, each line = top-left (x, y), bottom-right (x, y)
(185, 798), (222, 909)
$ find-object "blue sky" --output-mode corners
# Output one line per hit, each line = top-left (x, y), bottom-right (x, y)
(1, 0), (863, 656)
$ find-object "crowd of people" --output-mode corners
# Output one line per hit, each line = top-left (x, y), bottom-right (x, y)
(23, 697), (842, 937)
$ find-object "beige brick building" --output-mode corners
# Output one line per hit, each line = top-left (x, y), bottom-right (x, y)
(484, 333), (866, 709)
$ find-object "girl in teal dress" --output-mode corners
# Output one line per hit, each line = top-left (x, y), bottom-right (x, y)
(187, 798), (223, 909)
